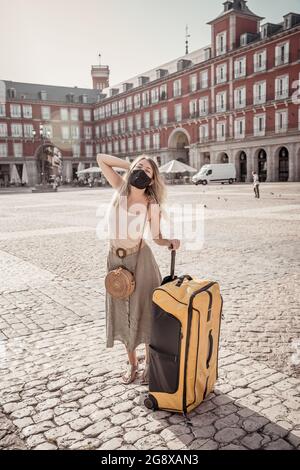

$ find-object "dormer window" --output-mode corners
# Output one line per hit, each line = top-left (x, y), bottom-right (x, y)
(40, 91), (47, 101)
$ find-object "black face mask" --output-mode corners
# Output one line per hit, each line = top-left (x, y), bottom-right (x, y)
(129, 169), (152, 190)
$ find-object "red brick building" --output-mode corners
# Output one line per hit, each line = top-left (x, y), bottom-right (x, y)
(1, 0), (300, 186)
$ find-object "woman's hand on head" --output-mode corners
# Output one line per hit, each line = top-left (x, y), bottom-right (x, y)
(168, 239), (180, 251)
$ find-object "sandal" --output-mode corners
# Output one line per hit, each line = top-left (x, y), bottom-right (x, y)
(141, 362), (150, 385)
(122, 362), (139, 385)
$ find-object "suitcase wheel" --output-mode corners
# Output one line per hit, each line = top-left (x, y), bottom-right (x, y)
(144, 394), (158, 411)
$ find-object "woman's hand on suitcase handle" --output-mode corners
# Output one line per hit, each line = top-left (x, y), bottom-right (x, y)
(168, 239), (180, 251)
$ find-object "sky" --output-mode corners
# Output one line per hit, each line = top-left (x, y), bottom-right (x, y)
(0, 0), (299, 89)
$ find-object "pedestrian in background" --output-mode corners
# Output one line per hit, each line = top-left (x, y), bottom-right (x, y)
(252, 171), (260, 199)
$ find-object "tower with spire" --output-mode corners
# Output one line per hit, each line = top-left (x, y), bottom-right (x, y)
(91, 53), (110, 91)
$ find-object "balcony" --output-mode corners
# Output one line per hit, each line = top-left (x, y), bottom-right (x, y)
(234, 100), (246, 109)
(253, 95), (266, 105)
(254, 61), (267, 73)
(234, 69), (246, 79)
(199, 109), (209, 117)
(215, 75), (227, 85)
(275, 89), (289, 100)
(275, 54), (290, 67)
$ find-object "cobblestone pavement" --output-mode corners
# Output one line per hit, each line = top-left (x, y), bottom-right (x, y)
(0, 183), (299, 450)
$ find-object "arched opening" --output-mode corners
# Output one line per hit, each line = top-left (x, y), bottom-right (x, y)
(216, 152), (229, 163)
(239, 151), (247, 183)
(168, 129), (190, 165)
(278, 147), (289, 182)
(257, 149), (267, 182)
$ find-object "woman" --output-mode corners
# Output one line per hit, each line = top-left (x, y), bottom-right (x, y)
(97, 153), (180, 385)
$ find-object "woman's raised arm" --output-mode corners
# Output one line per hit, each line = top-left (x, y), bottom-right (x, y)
(96, 154), (131, 189)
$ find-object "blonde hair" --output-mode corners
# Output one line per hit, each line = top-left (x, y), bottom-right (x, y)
(112, 155), (167, 214)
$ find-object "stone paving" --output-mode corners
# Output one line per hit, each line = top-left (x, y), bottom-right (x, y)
(0, 183), (299, 450)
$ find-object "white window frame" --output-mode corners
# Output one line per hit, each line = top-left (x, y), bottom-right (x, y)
(70, 108), (79, 121)
(200, 70), (209, 89)
(0, 104), (6, 117)
(199, 96), (209, 116)
(253, 81), (266, 105)
(254, 114), (266, 136)
(113, 121), (119, 135)
(144, 134), (151, 150)
(234, 118), (245, 139)
(0, 143), (8, 157)
(151, 88), (159, 104)
(83, 109), (91, 122)
(0, 123), (8, 137)
(189, 100), (198, 118)
(275, 110), (288, 133)
(275, 41), (290, 67)
(60, 108), (69, 121)
(199, 124), (209, 143)
(161, 107), (168, 125)
(216, 121), (226, 141)
(190, 74), (197, 92)
(135, 114), (141, 130)
(120, 118), (126, 134)
(142, 91), (150, 107)
(134, 94), (141, 109)
(106, 122), (112, 136)
(216, 63), (227, 84)
(153, 109), (160, 127)
(10, 104), (21, 118)
(234, 87), (246, 109)
(173, 80), (182, 98)
(126, 96), (133, 111)
(128, 137), (133, 152)
(216, 92), (227, 113)
(127, 116), (133, 132)
(136, 136), (142, 152)
(254, 50), (267, 73)
(13, 142), (23, 158)
(113, 140), (119, 154)
(275, 75), (289, 100)
(84, 126), (92, 139)
(22, 105), (32, 119)
(71, 125), (80, 139)
(153, 133), (160, 150)
(72, 144), (80, 158)
(41, 106), (51, 120)
(144, 112), (150, 129)
(24, 124), (34, 138)
(11, 123), (23, 137)
(234, 57), (246, 79)
(85, 144), (93, 158)
(216, 31), (226, 56)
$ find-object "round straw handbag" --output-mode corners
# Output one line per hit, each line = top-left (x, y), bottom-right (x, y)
(105, 202), (149, 300)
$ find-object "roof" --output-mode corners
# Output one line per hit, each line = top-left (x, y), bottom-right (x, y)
(2, 80), (101, 104)
(207, 0), (264, 24)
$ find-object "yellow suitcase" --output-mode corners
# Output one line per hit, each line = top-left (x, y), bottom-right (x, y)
(144, 253), (223, 415)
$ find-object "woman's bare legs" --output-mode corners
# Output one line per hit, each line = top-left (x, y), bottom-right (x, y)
(127, 349), (138, 366)
(141, 344), (150, 385)
(122, 348), (139, 384)
(145, 344), (150, 364)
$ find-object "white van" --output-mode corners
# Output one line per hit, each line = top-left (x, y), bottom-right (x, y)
(192, 163), (237, 185)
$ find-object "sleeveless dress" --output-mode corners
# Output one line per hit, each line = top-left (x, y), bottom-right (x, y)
(105, 195), (162, 352)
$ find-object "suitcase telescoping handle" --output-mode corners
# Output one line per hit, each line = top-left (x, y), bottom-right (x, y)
(170, 248), (176, 279)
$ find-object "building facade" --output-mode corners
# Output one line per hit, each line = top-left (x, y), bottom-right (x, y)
(1, 0), (300, 186)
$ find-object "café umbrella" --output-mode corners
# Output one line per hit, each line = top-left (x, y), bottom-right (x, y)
(158, 160), (197, 174)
